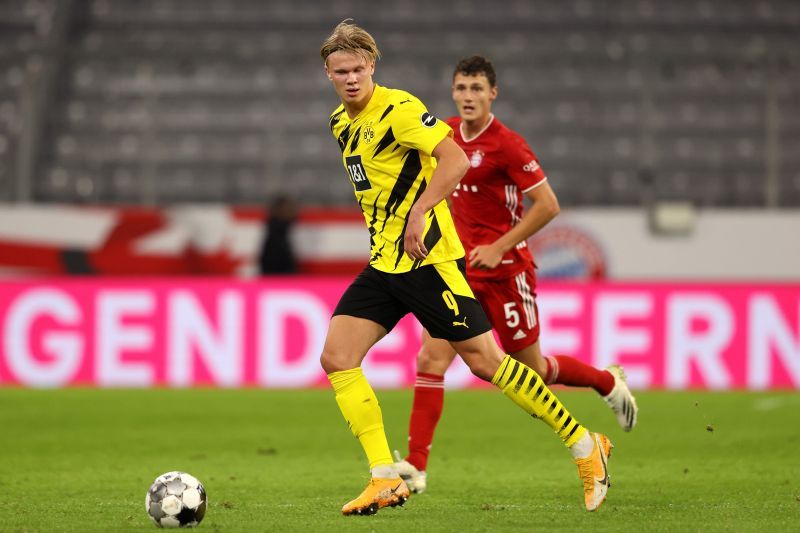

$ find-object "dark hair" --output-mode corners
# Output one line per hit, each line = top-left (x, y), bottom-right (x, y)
(453, 56), (496, 87)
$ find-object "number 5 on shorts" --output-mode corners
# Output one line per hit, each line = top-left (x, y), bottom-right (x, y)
(442, 290), (460, 316)
(504, 302), (519, 328)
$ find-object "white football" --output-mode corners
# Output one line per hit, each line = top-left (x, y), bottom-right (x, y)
(145, 471), (207, 528)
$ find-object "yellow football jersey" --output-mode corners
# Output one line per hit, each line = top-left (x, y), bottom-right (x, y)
(329, 85), (465, 273)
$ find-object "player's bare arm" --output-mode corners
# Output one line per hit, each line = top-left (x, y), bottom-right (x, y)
(404, 136), (469, 261)
(469, 179), (559, 269)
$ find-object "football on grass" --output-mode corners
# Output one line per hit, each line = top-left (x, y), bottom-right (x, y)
(145, 471), (207, 528)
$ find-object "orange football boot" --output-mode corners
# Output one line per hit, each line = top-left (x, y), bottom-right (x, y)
(574, 432), (613, 511)
(341, 477), (410, 516)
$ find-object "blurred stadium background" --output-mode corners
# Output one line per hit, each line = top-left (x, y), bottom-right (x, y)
(2, 0), (799, 206)
(0, 0), (798, 530)
(0, 0), (798, 278)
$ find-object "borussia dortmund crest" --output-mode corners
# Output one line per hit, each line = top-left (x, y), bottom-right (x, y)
(363, 123), (375, 144)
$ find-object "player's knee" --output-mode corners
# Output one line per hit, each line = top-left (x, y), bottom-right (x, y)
(465, 359), (497, 382)
(457, 351), (499, 382)
(320, 348), (353, 374)
(416, 347), (435, 374)
(452, 335), (505, 382)
(319, 350), (336, 374)
(417, 345), (450, 375)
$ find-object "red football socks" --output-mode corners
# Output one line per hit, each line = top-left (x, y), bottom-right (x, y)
(546, 355), (615, 396)
(405, 372), (445, 472)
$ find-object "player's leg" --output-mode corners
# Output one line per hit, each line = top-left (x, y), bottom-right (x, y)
(401, 260), (612, 511)
(451, 331), (613, 511)
(519, 342), (638, 432)
(477, 267), (637, 431)
(321, 268), (411, 515)
(321, 316), (391, 473)
(451, 331), (589, 446)
(395, 329), (457, 493)
(398, 260), (592, 448)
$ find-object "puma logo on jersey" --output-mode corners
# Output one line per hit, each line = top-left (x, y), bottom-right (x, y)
(452, 317), (469, 328)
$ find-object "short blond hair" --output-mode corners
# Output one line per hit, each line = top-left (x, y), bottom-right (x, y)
(320, 20), (381, 65)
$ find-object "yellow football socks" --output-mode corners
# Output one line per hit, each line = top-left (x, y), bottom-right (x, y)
(328, 367), (393, 470)
(492, 355), (587, 448)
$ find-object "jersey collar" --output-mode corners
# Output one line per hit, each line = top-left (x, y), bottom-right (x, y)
(346, 84), (388, 122)
(460, 113), (495, 143)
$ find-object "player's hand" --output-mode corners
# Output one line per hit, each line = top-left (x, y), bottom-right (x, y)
(469, 243), (504, 269)
(404, 207), (429, 261)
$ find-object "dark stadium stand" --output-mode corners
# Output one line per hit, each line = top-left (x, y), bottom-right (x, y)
(0, 0), (56, 201)
(1, 0), (798, 205)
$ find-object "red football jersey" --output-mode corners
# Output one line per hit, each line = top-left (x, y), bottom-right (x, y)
(447, 114), (547, 281)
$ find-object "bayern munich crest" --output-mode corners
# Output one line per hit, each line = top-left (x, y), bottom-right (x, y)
(528, 225), (607, 280)
(470, 150), (484, 168)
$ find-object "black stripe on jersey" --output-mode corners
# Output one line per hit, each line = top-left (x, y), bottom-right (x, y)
(379, 104), (394, 122)
(330, 109), (345, 132)
(391, 143), (402, 153)
(368, 191), (382, 237)
(411, 212), (443, 269)
(382, 150), (422, 230)
(393, 177), (427, 270)
(422, 212), (443, 256)
(373, 127), (396, 158)
(338, 124), (352, 153)
(349, 126), (361, 153)
(370, 242), (387, 264)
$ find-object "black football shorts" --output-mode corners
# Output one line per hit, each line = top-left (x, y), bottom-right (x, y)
(333, 258), (492, 341)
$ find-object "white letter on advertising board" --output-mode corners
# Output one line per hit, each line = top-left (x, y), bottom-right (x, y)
(168, 290), (243, 387)
(666, 293), (733, 389)
(748, 294), (800, 389)
(537, 291), (583, 356)
(96, 291), (155, 386)
(4, 289), (83, 387)
(258, 291), (328, 387)
(594, 293), (653, 388)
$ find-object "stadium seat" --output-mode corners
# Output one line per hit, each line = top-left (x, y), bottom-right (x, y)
(17, 0), (795, 205)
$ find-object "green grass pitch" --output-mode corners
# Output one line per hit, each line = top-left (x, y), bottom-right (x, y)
(0, 388), (798, 532)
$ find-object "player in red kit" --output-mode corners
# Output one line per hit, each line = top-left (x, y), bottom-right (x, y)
(393, 56), (639, 494)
